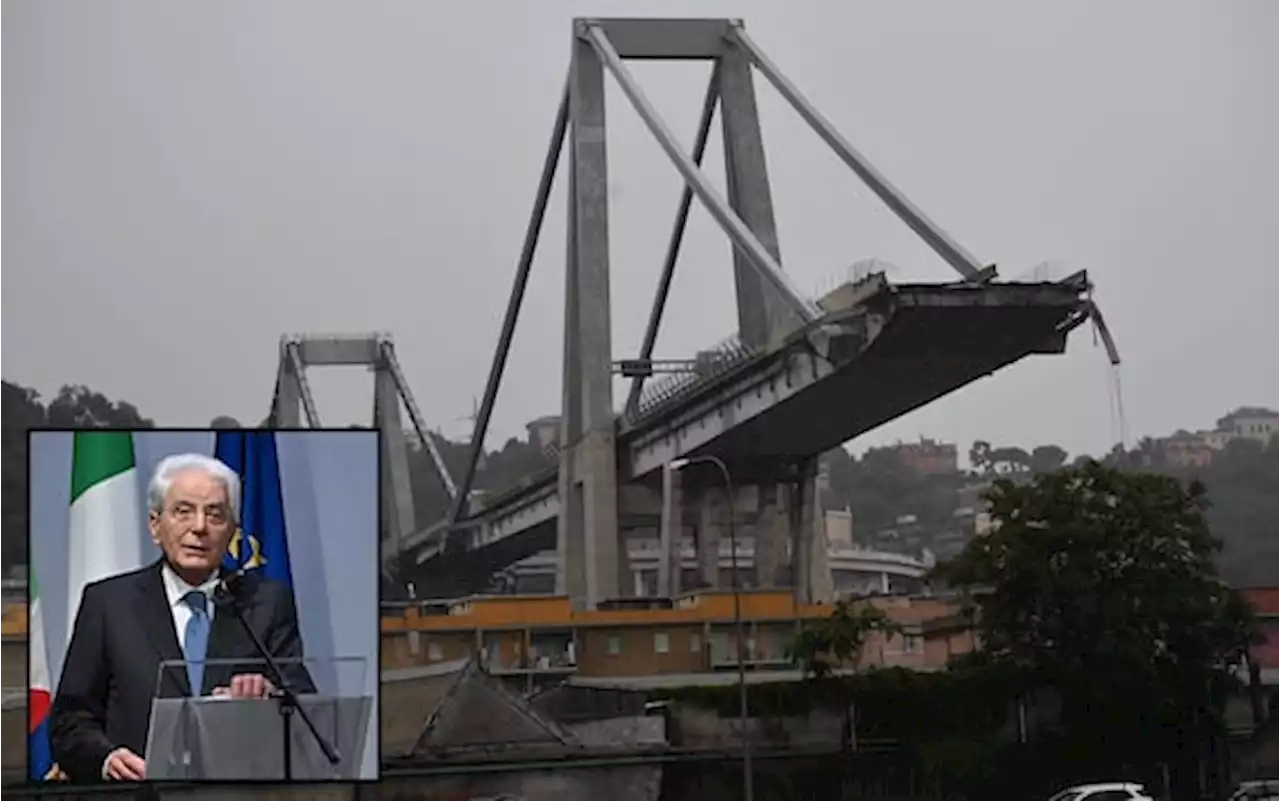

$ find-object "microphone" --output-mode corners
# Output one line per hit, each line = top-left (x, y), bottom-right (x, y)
(214, 566), (249, 607)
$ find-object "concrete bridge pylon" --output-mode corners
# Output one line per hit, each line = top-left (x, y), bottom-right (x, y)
(268, 333), (457, 569)
(444, 18), (1009, 610)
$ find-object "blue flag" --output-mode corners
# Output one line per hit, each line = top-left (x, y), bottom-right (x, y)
(215, 432), (293, 587)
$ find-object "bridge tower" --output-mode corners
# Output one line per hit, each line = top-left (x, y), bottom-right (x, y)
(260, 21), (1118, 608)
(269, 333), (458, 567)
(441, 18), (1012, 610)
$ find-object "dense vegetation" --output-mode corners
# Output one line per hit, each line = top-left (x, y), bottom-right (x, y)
(934, 462), (1259, 775)
(685, 461), (1265, 798)
(1, 383), (155, 571)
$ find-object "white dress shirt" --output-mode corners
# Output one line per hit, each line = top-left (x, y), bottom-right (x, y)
(160, 563), (220, 651)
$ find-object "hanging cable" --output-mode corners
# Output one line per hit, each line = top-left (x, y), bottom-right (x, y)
(1111, 365), (1130, 452)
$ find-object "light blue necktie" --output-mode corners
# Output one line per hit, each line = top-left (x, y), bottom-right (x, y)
(182, 591), (210, 696)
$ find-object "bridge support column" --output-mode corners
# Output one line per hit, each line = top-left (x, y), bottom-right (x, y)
(374, 367), (417, 559)
(696, 485), (724, 590)
(790, 459), (834, 604)
(658, 464), (684, 598)
(719, 38), (791, 350)
(269, 334), (441, 590)
(755, 482), (789, 589)
(272, 341), (303, 428)
(557, 36), (622, 609)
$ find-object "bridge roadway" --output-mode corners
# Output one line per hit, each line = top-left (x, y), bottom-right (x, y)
(403, 270), (1093, 585)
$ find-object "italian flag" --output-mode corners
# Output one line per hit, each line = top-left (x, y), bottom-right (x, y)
(66, 432), (144, 638)
(32, 432), (145, 779)
(27, 567), (53, 780)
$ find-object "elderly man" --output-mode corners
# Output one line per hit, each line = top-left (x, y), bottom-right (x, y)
(50, 453), (314, 783)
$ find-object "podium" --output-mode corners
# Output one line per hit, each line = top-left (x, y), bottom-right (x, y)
(145, 656), (373, 781)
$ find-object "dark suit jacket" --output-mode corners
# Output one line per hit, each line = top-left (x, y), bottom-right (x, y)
(49, 559), (316, 782)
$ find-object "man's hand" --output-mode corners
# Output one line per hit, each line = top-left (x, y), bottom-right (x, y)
(211, 673), (274, 699)
(103, 747), (146, 781)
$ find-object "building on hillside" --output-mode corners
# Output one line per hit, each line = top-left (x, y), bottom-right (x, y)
(872, 514), (930, 553)
(1217, 407), (1279, 445)
(825, 508), (853, 547)
(380, 590), (963, 694)
(1162, 430), (1219, 468)
(525, 415), (561, 450)
(891, 438), (959, 476)
(1156, 408), (1278, 467)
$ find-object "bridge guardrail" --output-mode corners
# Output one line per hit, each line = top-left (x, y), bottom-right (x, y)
(628, 334), (760, 424)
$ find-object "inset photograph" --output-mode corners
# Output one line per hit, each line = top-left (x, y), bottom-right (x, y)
(27, 428), (380, 783)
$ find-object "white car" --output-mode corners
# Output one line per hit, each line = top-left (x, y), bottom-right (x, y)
(1048, 783), (1156, 801)
(1229, 779), (1280, 801)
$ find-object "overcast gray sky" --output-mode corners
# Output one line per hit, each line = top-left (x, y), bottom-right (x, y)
(4, 0), (1276, 461)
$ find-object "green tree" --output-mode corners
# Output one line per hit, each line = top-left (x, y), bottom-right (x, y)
(1184, 436), (1277, 587)
(826, 445), (964, 540)
(788, 600), (905, 753)
(787, 600), (903, 679)
(969, 440), (992, 475)
(988, 445), (1031, 474)
(1, 382), (47, 573)
(1, 381), (156, 572)
(934, 459), (1259, 777)
(44, 384), (154, 429)
(1029, 444), (1068, 473)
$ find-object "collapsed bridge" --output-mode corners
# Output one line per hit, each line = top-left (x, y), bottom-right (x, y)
(266, 18), (1119, 609)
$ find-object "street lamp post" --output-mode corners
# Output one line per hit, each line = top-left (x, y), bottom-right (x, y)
(669, 455), (753, 801)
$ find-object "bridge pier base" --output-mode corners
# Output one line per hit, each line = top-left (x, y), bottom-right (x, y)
(755, 482), (789, 589)
(789, 459), (834, 605)
(696, 485), (726, 590)
(661, 464), (832, 604)
(657, 465), (683, 598)
(557, 433), (623, 609)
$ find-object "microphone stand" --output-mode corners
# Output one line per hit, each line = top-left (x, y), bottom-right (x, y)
(213, 581), (341, 780)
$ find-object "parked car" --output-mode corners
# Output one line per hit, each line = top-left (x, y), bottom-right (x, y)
(1048, 783), (1156, 801)
(1228, 779), (1280, 801)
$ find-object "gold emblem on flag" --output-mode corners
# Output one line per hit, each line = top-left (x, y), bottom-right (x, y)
(228, 527), (268, 569)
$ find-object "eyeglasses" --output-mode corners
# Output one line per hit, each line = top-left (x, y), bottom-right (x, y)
(166, 504), (230, 526)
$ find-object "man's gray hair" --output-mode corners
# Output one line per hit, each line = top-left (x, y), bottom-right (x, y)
(147, 453), (241, 523)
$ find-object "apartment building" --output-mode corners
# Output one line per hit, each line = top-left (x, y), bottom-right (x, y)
(893, 438), (959, 476)
(1217, 408), (1279, 445)
(380, 590), (962, 692)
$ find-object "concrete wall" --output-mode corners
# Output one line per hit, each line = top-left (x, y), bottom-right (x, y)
(668, 703), (843, 750)
(378, 768), (663, 801)
(382, 629), (475, 670)
(2, 627), (25, 777)
(2, 702), (23, 778)
(568, 716), (666, 747)
(576, 624), (705, 678)
(2, 638), (23, 688)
